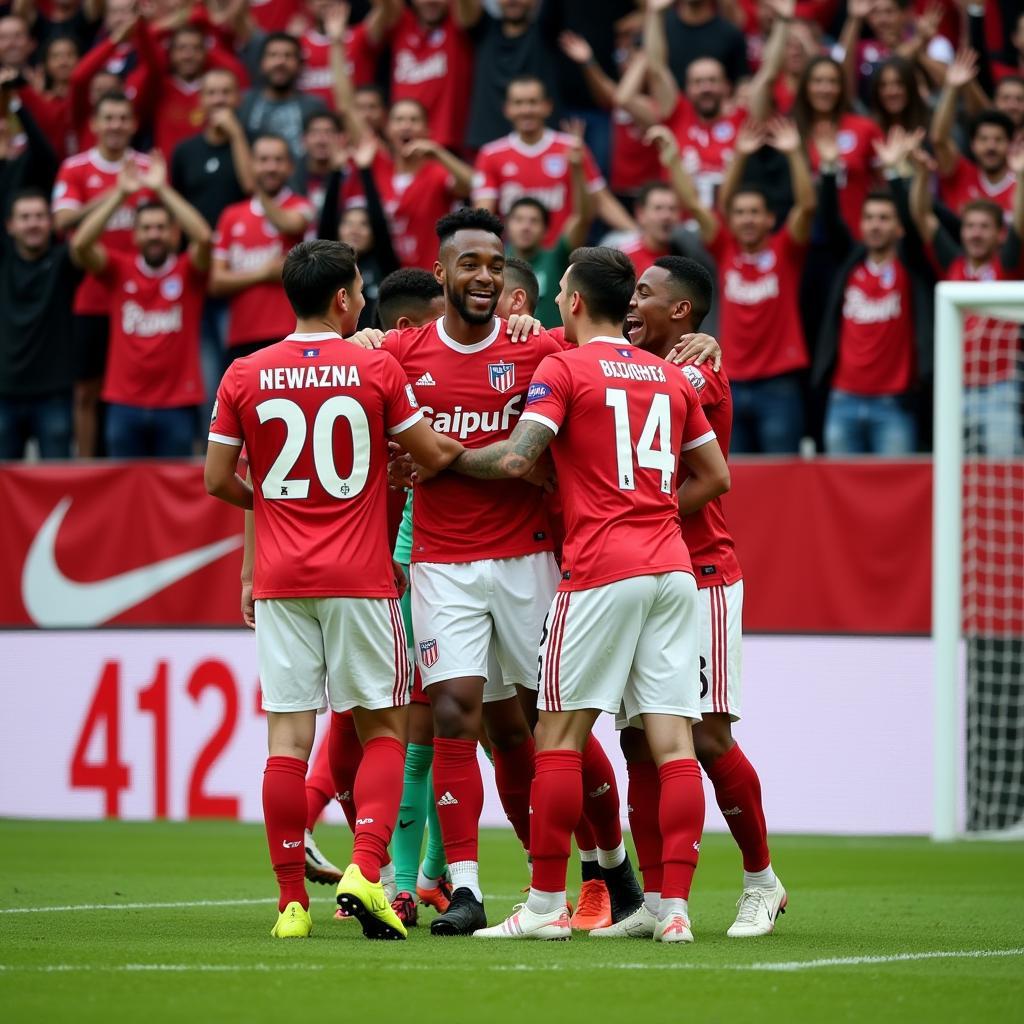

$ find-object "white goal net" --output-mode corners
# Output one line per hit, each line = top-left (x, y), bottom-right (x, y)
(934, 282), (1024, 839)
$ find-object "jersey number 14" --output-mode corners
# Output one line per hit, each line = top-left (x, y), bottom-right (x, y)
(605, 388), (675, 494)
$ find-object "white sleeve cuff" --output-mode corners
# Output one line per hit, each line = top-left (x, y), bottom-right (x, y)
(520, 411), (560, 435)
(387, 410), (424, 436)
(680, 429), (716, 452)
(208, 432), (244, 446)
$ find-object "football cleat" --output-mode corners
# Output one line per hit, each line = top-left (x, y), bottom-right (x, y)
(392, 891), (419, 928)
(336, 864), (407, 940)
(304, 829), (343, 885)
(590, 904), (657, 938)
(654, 913), (694, 944)
(429, 887), (487, 936)
(727, 878), (788, 938)
(270, 901), (312, 939)
(474, 903), (571, 940)
(569, 879), (612, 930)
(599, 855), (645, 923)
(417, 875), (453, 914)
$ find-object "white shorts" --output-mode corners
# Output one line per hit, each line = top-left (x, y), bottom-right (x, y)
(539, 572), (702, 726)
(256, 596), (411, 713)
(410, 552), (559, 701)
(699, 580), (743, 720)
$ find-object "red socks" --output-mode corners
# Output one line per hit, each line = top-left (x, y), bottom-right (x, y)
(492, 735), (536, 851)
(351, 735), (406, 882)
(328, 710), (362, 832)
(626, 759), (663, 893)
(529, 749), (582, 893)
(304, 737), (334, 832)
(432, 737), (484, 864)
(658, 758), (704, 900)
(705, 743), (771, 872)
(580, 734), (623, 851)
(263, 755), (309, 911)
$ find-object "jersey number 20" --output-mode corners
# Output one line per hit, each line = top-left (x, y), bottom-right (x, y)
(605, 388), (675, 494)
(256, 396), (370, 500)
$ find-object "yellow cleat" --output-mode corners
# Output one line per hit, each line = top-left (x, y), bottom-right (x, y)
(270, 901), (313, 939)
(336, 864), (407, 940)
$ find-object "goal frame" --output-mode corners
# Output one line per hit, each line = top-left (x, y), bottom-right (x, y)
(932, 281), (1024, 841)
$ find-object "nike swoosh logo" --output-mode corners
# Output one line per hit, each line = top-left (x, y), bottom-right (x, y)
(22, 497), (243, 627)
(398, 819), (415, 829)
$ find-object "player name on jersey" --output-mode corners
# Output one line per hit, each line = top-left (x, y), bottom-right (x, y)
(259, 365), (363, 390)
(598, 359), (668, 382)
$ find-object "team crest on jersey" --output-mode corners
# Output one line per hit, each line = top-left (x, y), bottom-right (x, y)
(543, 155), (567, 177)
(712, 121), (736, 143)
(160, 276), (183, 301)
(756, 250), (777, 272)
(488, 361), (515, 393)
(837, 130), (857, 155)
(616, 348), (634, 359)
(419, 639), (439, 668)
(682, 364), (706, 392)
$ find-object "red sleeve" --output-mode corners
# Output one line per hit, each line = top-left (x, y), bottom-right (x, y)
(520, 354), (572, 435)
(780, 222), (809, 260)
(98, 248), (132, 283)
(679, 362), (720, 410)
(209, 363), (244, 445)
(52, 159), (82, 213)
(706, 214), (729, 262)
(212, 208), (233, 260)
(68, 35), (118, 129)
(346, 22), (379, 87)
(125, 21), (163, 126)
(680, 386), (715, 451)
(471, 150), (500, 201)
(581, 143), (606, 192)
(381, 353), (424, 435)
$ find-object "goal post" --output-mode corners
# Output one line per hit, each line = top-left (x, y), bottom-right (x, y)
(933, 281), (1024, 841)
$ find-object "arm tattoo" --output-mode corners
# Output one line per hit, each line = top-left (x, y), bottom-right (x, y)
(453, 419), (555, 480)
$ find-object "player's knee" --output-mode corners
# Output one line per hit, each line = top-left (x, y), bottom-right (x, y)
(693, 719), (734, 766)
(431, 690), (481, 741)
(619, 726), (652, 763)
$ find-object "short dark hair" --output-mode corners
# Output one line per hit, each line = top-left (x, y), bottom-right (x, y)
(996, 74), (1024, 92)
(652, 256), (713, 329)
(282, 240), (359, 318)
(961, 199), (1004, 228)
(304, 110), (341, 133)
(636, 181), (678, 208)
(863, 189), (897, 209)
(389, 97), (428, 121)
(436, 208), (505, 247)
(261, 32), (301, 60)
(728, 186), (770, 211)
(377, 268), (444, 330)
(134, 199), (171, 223)
(507, 196), (551, 226)
(94, 90), (133, 116)
(969, 110), (1014, 141)
(170, 24), (204, 45)
(252, 132), (293, 158)
(6, 186), (50, 219)
(506, 75), (547, 99)
(355, 84), (385, 101)
(566, 246), (636, 324)
(503, 256), (539, 314)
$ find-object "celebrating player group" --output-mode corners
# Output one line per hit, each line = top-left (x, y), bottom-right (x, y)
(204, 206), (786, 945)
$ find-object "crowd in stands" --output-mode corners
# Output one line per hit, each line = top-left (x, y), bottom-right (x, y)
(0, 0), (1021, 460)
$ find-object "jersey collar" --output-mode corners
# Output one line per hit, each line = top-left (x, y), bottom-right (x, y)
(435, 315), (500, 354)
(249, 188), (293, 216)
(135, 253), (177, 277)
(283, 331), (343, 341)
(509, 129), (554, 158)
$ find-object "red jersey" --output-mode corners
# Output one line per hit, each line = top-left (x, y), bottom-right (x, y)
(343, 152), (458, 269)
(521, 337), (714, 592)
(708, 222), (809, 381)
(939, 156), (1017, 223)
(472, 130), (605, 247)
(247, 0), (300, 32)
(834, 258), (915, 395)
(299, 25), (378, 107)
(806, 114), (883, 239)
(209, 332), (423, 599)
(101, 251), (206, 408)
(677, 362), (741, 589)
(52, 148), (154, 315)
(620, 236), (668, 278)
(610, 107), (664, 195)
(388, 8), (474, 152)
(383, 317), (561, 563)
(212, 192), (314, 348)
(668, 97), (747, 210)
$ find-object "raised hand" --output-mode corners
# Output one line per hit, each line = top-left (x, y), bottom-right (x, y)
(765, 0), (796, 20)
(561, 116), (586, 165)
(917, 1), (944, 41)
(402, 138), (438, 161)
(847, 0), (873, 19)
(1008, 139), (1024, 178)
(946, 48), (978, 89)
(140, 151), (168, 192)
(352, 132), (377, 169)
(558, 31), (594, 66)
(736, 118), (768, 156)
(871, 125), (924, 169)
(324, 1), (351, 44)
(117, 157), (143, 195)
(646, 0), (675, 12)
(766, 116), (799, 154)
(643, 124), (679, 165)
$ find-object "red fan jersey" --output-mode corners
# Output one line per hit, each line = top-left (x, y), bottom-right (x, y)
(388, 7), (474, 151)
(101, 251), (206, 408)
(677, 362), (741, 589)
(805, 113), (883, 239)
(247, 0), (301, 32)
(939, 155), (1017, 223)
(299, 25), (378, 108)
(834, 257), (915, 395)
(521, 337), (715, 591)
(209, 332), (423, 599)
(667, 97), (747, 210)
(382, 317), (562, 563)
(610, 107), (665, 195)
(620, 236), (669, 278)
(472, 130), (605, 247)
(342, 151), (458, 269)
(708, 222), (809, 381)
(52, 148), (154, 315)
(212, 192), (314, 347)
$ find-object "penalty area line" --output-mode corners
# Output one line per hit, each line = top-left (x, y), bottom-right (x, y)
(1, 949), (1022, 974)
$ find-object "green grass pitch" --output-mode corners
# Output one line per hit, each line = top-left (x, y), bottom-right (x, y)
(1, 820), (1022, 1023)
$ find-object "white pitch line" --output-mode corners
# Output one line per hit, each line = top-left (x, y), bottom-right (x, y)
(0, 949), (1021, 975)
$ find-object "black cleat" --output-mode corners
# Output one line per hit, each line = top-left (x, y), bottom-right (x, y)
(600, 855), (645, 923)
(429, 887), (487, 936)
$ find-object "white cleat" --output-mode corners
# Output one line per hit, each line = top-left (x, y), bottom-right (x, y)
(474, 903), (571, 940)
(304, 829), (343, 885)
(590, 905), (657, 938)
(727, 878), (788, 938)
(654, 913), (694, 943)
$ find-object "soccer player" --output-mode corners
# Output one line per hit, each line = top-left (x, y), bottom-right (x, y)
(438, 246), (730, 941)
(204, 239), (465, 940)
(612, 255), (787, 938)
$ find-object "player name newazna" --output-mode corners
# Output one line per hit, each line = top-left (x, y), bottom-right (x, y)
(259, 365), (362, 390)
(599, 359), (667, 382)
